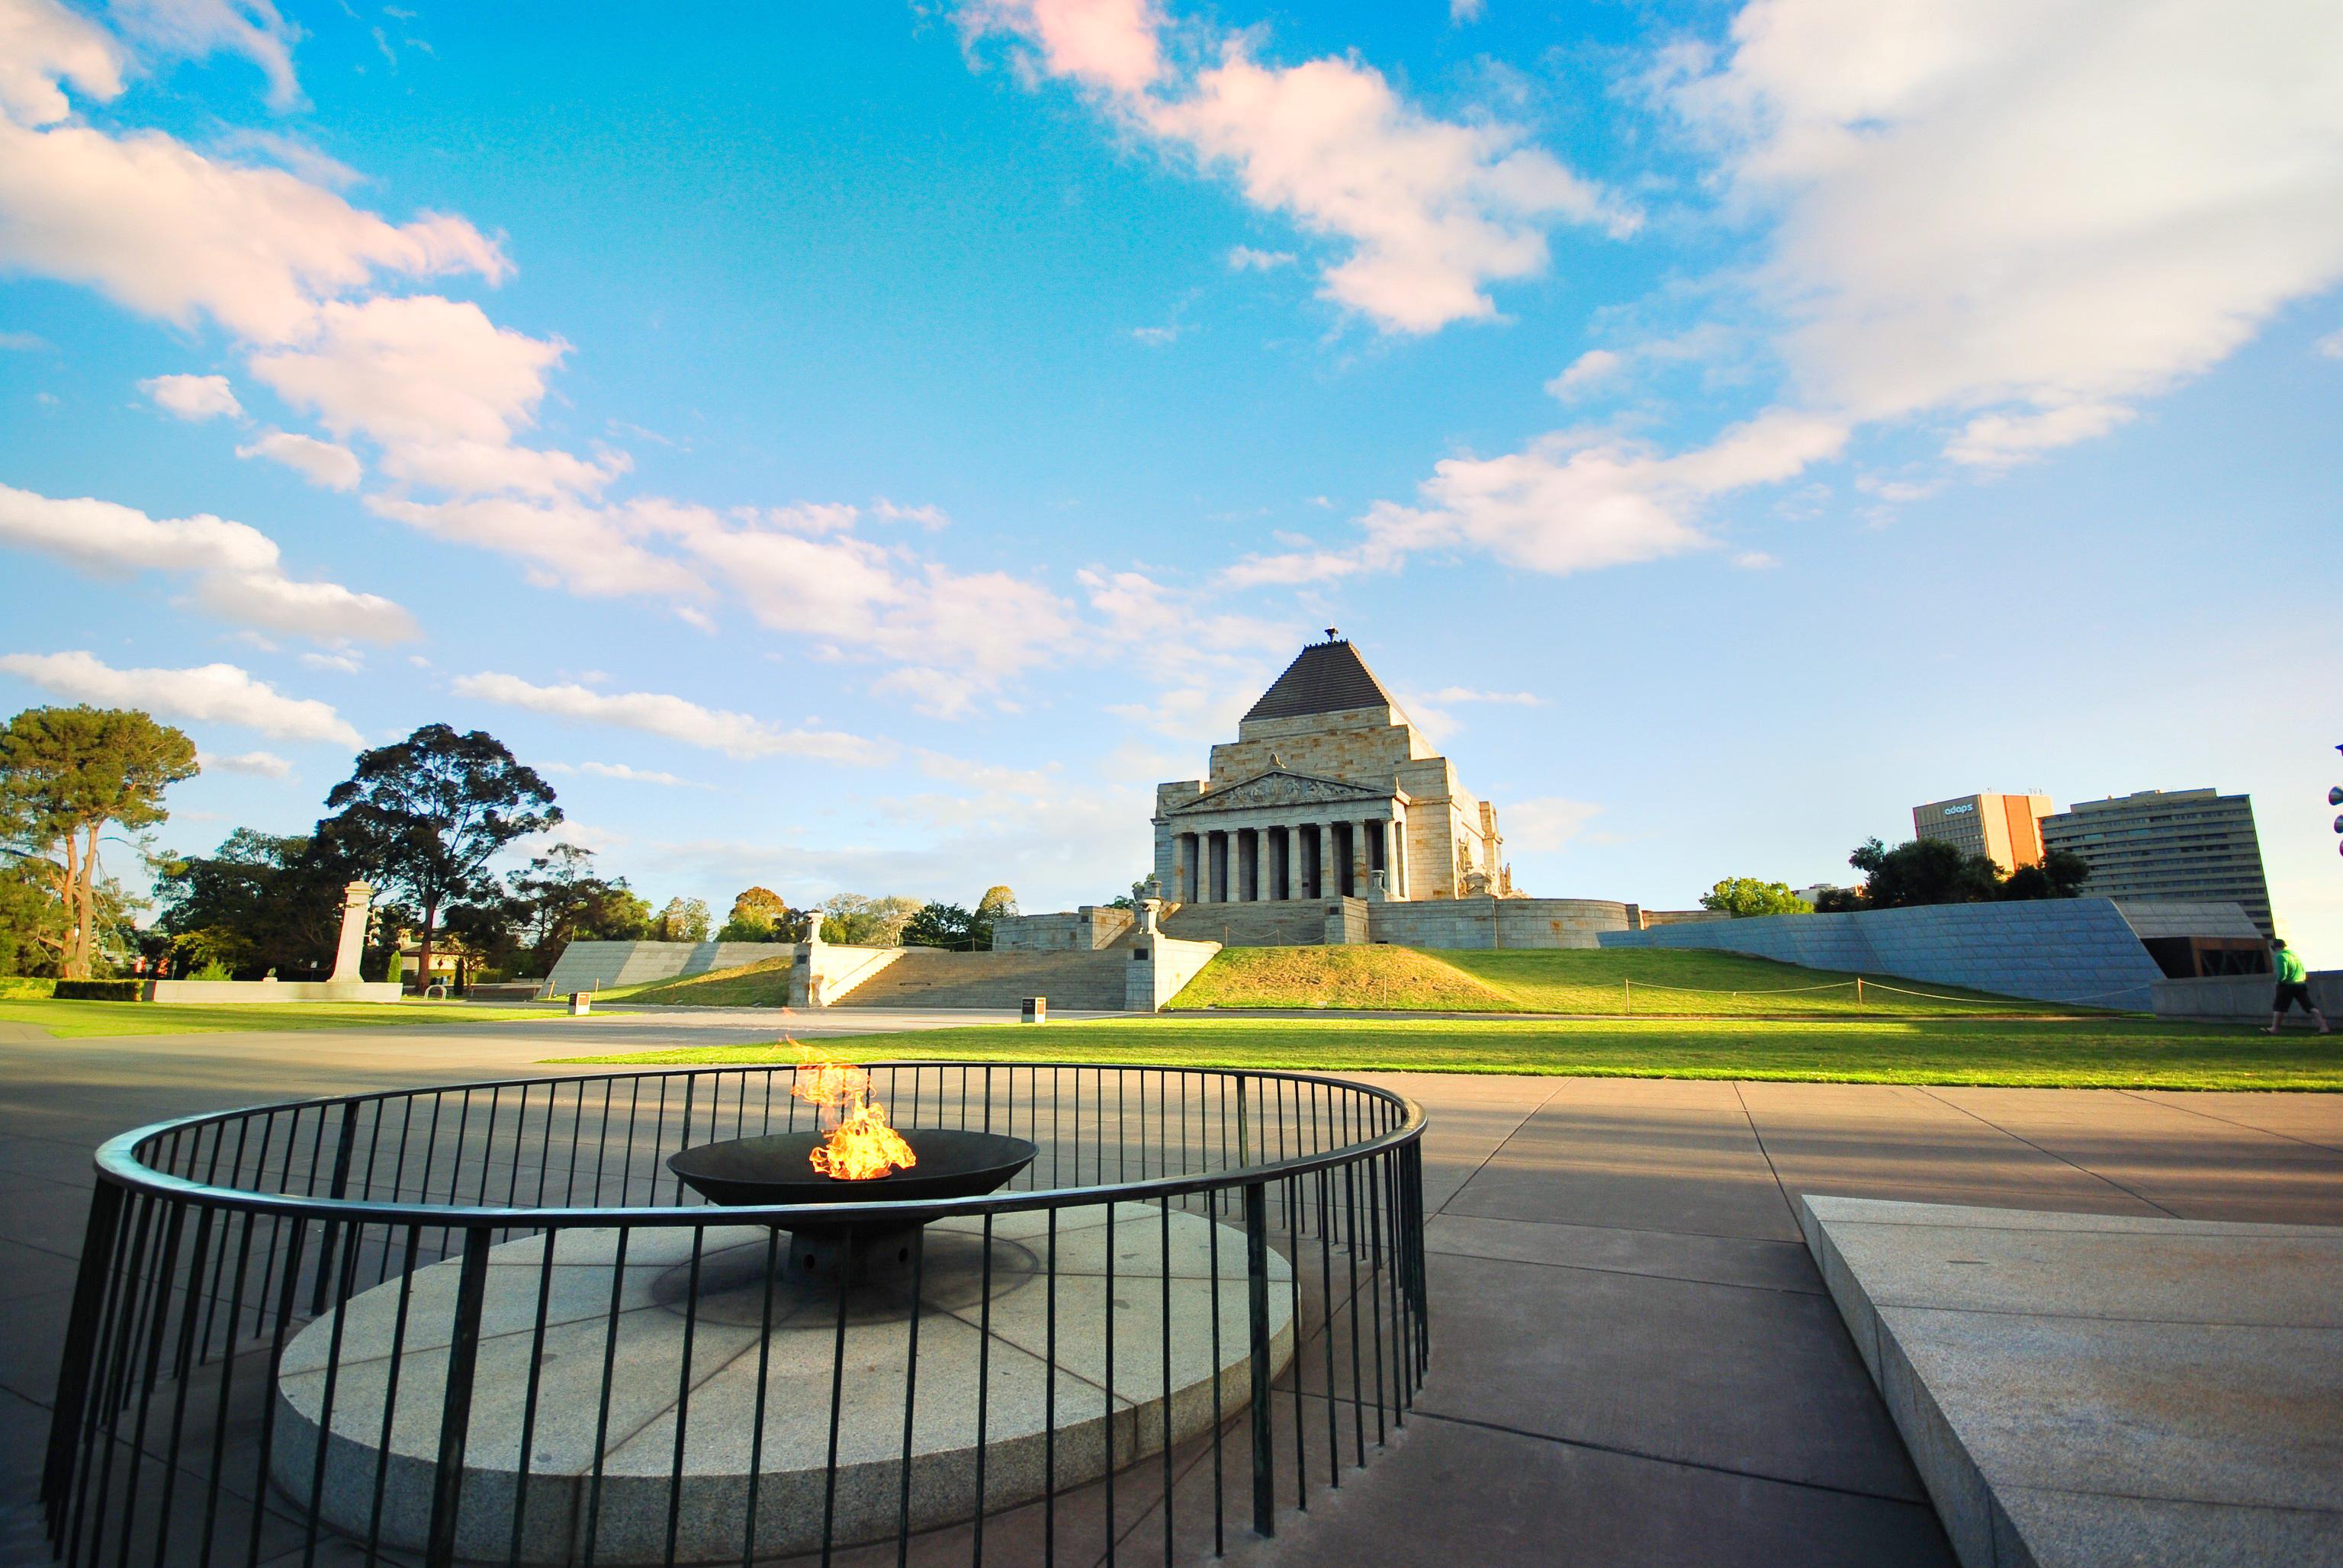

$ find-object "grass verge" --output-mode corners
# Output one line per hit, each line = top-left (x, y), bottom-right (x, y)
(543, 1014), (2340, 1091)
(1168, 944), (2071, 1018)
(0, 999), (551, 1039)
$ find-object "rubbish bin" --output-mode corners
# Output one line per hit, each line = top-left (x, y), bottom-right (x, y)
(569, 991), (592, 1017)
(1021, 995), (1046, 1024)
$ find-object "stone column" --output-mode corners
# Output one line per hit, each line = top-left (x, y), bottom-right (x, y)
(327, 881), (372, 984)
(1390, 809), (1409, 901)
(1316, 823), (1334, 901)
(1249, 828), (1265, 901)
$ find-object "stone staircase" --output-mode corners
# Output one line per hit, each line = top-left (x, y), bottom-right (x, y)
(829, 948), (1135, 1011)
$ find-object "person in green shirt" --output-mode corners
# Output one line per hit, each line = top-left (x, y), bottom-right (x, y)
(2265, 938), (2330, 1035)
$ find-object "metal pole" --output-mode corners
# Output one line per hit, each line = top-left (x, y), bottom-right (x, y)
(1244, 1180), (1274, 1538)
(423, 1228), (492, 1568)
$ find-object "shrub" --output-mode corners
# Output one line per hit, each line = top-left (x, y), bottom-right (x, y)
(188, 959), (234, 982)
(0, 976), (57, 1000)
(54, 979), (147, 1001)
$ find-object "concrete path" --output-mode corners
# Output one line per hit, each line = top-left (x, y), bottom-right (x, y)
(2, 1017), (2338, 1565)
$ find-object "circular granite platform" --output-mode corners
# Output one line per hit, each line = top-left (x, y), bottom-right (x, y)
(273, 1201), (1294, 1563)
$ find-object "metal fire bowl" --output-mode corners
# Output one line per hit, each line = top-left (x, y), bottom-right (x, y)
(669, 1129), (1039, 1283)
(667, 1129), (1038, 1224)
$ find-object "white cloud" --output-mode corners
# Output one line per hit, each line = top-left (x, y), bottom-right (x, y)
(1224, 407), (1848, 584)
(577, 760), (694, 786)
(185, 568), (414, 644)
(0, 0), (121, 126)
(0, 117), (506, 344)
(0, 650), (362, 744)
(1943, 403), (2136, 469)
(962, 0), (1164, 94)
(1130, 324), (1178, 346)
(1673, 0), (2343, 465)
(1450, 0), (1484, 21)
(140, 371), (240, 420)
(1732, 549), (1779, 569)
(298, 649), (360, 673)
(1504, 795), (1603, 852)
(202, 747), (291, 778)
(0, 480), (415, 642)
(1227, 245), (1295, 271)
(108, 0), (304, 109)
(869, 497), (950, 529)
(452, 672), (895, 766)
(365, 493), (709, 600)
(1544, 349), (1621, 398)
(2319, 326), (2343, 359)
(236, 428), (361, 490)
(963, 0), (1636, 333)
(247, 294), (567, 453)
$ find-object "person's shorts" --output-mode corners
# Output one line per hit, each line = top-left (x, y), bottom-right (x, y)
(2274, 982), (2316, 1013)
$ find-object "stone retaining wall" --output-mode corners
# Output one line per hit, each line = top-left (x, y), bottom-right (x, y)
(543, 939), (797, 995)
(1599, 898), (2173, 1009)
(1368, 897), (1636, 949)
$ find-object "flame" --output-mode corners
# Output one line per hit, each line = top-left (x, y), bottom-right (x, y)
(789, 1047), (917, 1181)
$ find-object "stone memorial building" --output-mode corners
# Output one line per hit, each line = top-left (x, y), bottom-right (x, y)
(1152, 631), (1513, 907)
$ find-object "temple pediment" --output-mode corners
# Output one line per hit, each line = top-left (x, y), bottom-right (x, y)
(1167, 768), (1387, 815)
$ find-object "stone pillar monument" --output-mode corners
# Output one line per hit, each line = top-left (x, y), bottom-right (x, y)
(327, 882), (373, 985)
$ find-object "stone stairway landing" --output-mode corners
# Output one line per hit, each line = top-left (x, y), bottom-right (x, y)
(829, 948), (1133, 1010)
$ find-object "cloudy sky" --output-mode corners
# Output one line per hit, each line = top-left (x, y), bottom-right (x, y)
(3, 0), (2339, 953)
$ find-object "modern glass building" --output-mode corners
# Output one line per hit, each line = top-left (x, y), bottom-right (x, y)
(2039, 788), (2275, 936)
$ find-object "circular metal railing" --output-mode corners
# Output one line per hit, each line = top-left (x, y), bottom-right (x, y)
(43, 1062), (1429, 1567)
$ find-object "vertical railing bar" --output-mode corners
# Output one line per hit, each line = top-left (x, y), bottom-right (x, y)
(298, 1216), (365, 1568)
(661, 1225), (706, 1568)
(42, 1178), (122, 1535)
(505, 1231), (560, 1568)
(740, 1227), (779, 1568)
(111, 1199), (185, 1568)
(818, 1232), (856, 1568)
(1207, 1182), (1224, 1558)
(149, 1203), (216, 1568)
(895, 1223), (925, 1566)
(971, 1215), (994, 1567)
(311, 1100), (361, 1315)
(243, 1216), (310, 1568)
(362, 1226), (423, 1566)
(1242, 1181), (1272, 1540)
(1318, 1169), (1337, 1489)
(194, 1209), (257, 1568)
(72, 1191), (153, 1568)
(420, 1226), (490, 1568)
(579, 1227), (632, 1568)
(1159, 1197), (1174, 1567)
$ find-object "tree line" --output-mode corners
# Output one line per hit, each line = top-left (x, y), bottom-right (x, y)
(1, 703), (1022, 987)
(1702, 836), (2090, 917)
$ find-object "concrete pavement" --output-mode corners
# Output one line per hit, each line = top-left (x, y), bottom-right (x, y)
(2, 1013), (2338, 1564)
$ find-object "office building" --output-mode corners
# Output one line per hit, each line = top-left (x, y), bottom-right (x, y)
(2039, 789), (2275, 935)
(1913, 792), (2053, 874)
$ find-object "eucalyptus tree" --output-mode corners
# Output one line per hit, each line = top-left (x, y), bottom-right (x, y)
(314, 724), (559, 993)
(0, 705), (198, 978)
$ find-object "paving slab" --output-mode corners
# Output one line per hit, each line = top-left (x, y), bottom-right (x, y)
(1801, 1194), (2343, 1568)
(1414, 1247), (1924, 1501)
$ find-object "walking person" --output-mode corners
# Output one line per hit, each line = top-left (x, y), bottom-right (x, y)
(2265, 937), (2331, 1034)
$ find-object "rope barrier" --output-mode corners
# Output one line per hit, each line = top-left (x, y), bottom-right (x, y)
(1608, 975), (2145, 1011)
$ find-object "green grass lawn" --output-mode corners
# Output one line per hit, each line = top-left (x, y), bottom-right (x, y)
(1168, 944), (2065, 1017)
(0, 998), (551, 1039)
(599, 955), (794, 1006)
(547, 1013), (2341, 1092)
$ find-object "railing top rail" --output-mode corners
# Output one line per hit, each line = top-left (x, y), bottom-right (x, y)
(90, 1059), (1427, 1227)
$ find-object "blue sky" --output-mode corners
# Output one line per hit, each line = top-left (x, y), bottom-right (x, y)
(2, 0), (2340, 956)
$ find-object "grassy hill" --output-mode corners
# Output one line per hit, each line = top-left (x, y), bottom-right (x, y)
(552, 1014), (2322, 1092)
(1166, 944), (2071, 1017)
(606, 955), (794, 1006)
